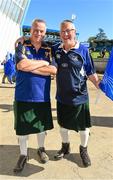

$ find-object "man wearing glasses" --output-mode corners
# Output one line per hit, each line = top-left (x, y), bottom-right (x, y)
(53, 20), (100, 167)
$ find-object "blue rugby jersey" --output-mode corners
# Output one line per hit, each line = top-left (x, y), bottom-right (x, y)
(15, 40), (52, 102)
(52, 42), (96, 105)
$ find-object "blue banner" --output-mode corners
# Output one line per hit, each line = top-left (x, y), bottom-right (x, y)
(99, 48), (113, 101)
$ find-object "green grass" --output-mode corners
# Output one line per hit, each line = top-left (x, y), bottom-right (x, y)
(91, 51), (109, 59)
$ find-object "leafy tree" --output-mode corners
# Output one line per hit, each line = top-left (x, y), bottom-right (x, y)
(87, 28), (108, 43)
(95, 28), (107, 40)
(87, 36), (96, 42)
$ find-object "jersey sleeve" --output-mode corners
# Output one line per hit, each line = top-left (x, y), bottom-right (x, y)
(84, 48), (96, 76)
(50, 45), (58, 68)
(15, 42), (27, 64)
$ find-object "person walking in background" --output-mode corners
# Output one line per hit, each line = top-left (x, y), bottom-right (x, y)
(101, 48), (106, 58)
(1, 55), (7, 83)
(52, 20), (100, 167)
(6, 53), (16, 84)
(1, 52), (16, 84)
(13, 18), (57, 173)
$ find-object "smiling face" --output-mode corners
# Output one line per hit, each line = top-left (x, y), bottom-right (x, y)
(30, 19), (46, 44)
(60, 20), (76, 47)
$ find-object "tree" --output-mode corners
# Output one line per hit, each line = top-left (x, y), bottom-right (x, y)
(87, 36), (96, 42)
(96, 28), (107, 40)
(86, 28), (113, 53)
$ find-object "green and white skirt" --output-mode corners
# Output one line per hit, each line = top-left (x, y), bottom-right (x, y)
(14, 101), (54, 135)
(57, 101), (91, 132)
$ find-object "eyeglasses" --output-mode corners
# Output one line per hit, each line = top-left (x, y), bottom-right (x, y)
(61, 29), (75, 34)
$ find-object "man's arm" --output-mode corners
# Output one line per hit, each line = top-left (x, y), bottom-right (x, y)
(31, 65), (57, 76)
(15, 36), (26, 48)
(17, 58), (49, 72)
(15, 42), (49, 72)
(15, 39), (56, 74)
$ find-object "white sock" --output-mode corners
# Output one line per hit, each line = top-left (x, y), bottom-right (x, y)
(18, 135), (28, 156)
(37, 131), (46, 148)
(60, 127), (69, 143)
(79, 128), (90, 147)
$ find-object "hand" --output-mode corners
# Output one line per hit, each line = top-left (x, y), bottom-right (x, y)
(95, 79), (101, 89)
(37, 60), (49, 67)
(43, 61), (49, 66)
(15, 36), (26, 48)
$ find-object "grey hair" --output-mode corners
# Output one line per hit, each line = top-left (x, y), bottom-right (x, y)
(60, 19), (76, 30)
(32, 18), (46, 26)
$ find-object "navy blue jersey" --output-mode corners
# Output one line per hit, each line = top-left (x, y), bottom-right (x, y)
(15, 40), (52, 102)
(52, 42), (96, 105)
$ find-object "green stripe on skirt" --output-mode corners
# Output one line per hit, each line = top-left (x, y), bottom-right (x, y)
(14, 101), (53, 135)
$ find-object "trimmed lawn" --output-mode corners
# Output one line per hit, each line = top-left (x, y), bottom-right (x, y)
(91, 51), (109, 59)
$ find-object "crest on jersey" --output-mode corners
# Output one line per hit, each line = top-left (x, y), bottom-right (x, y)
(61, 63), (68, 68)
(68, 54), (79, 61)
(45, 51), (50, 58)
(56, 53), (61, 59)
(26, 50), (31, 55)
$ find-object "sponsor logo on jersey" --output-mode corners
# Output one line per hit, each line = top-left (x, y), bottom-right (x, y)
(68, 54), (79, 61)
(56, 53), (61, 59)
(61, 63), (68, 68)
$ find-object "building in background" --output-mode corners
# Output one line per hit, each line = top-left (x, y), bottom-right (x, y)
(22, 25), (61, 44)
(0, 0), (31, 63)
(22, 25), (79, 45)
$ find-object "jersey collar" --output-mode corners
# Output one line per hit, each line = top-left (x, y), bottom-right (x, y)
(58, 41), (80, 51)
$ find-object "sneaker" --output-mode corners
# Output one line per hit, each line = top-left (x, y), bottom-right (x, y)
(13, 155), (27, 173)
(54, 142), (70, 160)
(79, 145), (91, 167)
(37, 147), (49, 163)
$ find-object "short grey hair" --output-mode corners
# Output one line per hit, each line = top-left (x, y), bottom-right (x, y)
(60, 19), (76, 30)
(32, 18), (46, 26)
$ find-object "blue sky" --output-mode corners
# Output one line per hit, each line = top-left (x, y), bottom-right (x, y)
(23, 0), (113, 42)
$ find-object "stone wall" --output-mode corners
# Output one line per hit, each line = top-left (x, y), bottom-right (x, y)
(93, 58), (108, 73)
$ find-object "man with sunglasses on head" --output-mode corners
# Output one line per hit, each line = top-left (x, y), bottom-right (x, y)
(13, 19), (57, 173)
(52, 20), (100, 167)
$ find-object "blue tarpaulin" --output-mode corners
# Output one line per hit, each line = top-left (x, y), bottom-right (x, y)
(99, 48), (113, 101)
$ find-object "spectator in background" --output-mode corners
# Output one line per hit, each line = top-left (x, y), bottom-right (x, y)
(101, 48), (106, 58)
(1, 55), (7, 83)
(1, 52), (16, 84)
